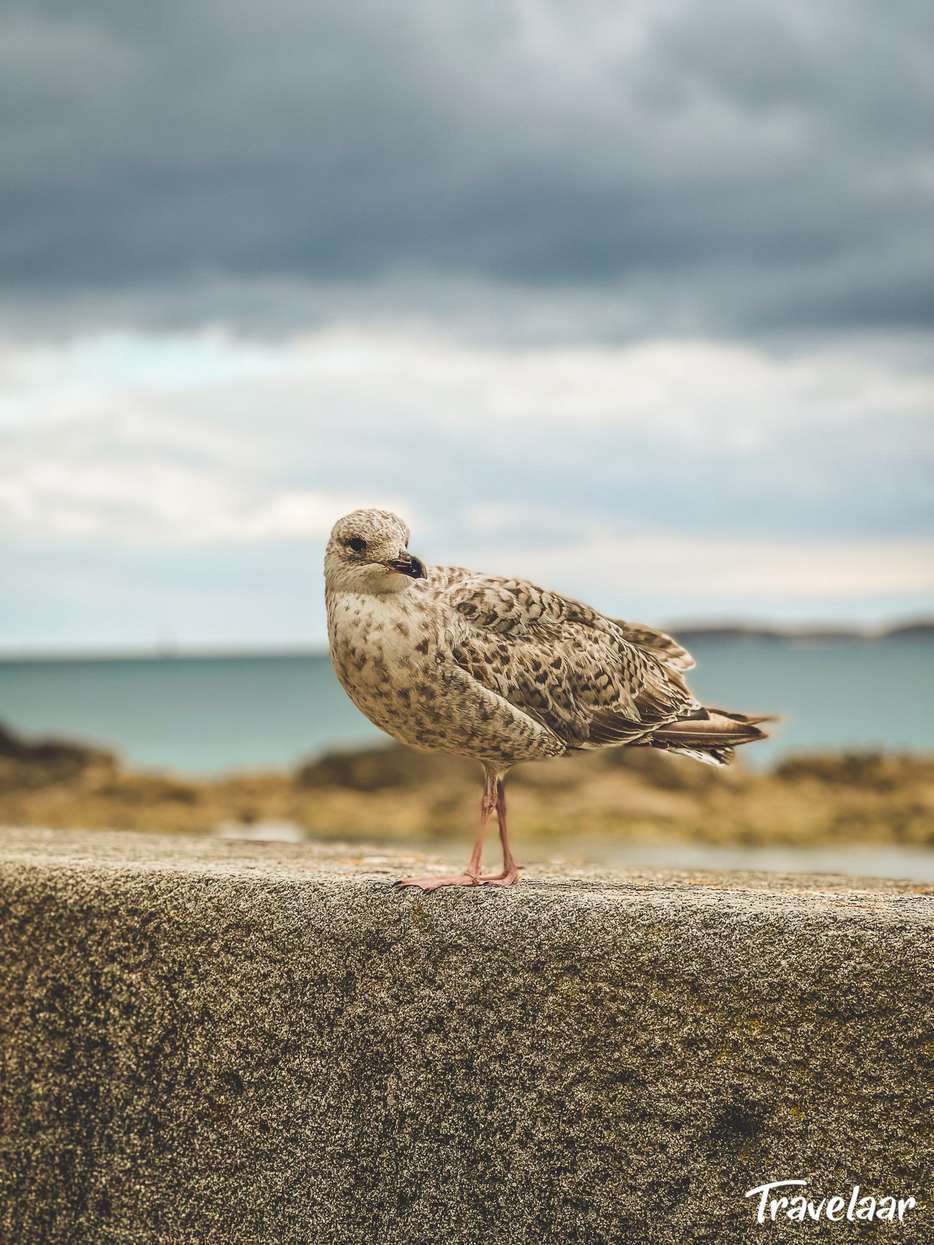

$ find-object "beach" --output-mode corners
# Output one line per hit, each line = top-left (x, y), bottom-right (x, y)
(3, 717), (932, 873)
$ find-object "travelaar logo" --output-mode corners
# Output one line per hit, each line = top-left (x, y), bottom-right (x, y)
(745, 1180), (917, 1225)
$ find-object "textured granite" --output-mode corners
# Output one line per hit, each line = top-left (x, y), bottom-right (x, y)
(0, 828), (931, 1244)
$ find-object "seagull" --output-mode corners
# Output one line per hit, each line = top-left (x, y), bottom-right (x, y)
(325, 508), (771, 891)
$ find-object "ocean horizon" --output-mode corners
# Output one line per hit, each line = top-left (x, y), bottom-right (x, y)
(1, 634), (931, 777)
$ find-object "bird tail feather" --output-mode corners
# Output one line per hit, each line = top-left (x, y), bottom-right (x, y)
(649, 707), (775, 767)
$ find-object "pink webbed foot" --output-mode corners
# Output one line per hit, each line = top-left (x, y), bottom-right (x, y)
(395, 873), (480, 892)
(478, 868), (522, 887)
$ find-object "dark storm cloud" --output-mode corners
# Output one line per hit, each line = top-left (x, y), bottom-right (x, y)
(2, 0), (932, 335)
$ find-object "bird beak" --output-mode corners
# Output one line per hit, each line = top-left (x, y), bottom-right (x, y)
(384, 553), (427, 579)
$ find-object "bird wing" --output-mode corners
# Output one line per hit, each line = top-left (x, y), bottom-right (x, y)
(609, 621), (695, 671)
(427, 566), (694, 670)
(430, 567), (698, 750)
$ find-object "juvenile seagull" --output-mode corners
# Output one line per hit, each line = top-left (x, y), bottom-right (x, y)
(325, 508), (770, 890)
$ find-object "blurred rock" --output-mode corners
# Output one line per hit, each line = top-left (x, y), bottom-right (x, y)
(0, 722), (118, 788)
(0, 724), (931, 849)
(601, 743), (732, 790)
(775, 751), (934, 790)
(295, 743), (474, 791)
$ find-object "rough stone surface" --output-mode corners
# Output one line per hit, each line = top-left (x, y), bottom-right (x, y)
(0, 827), (931, 1245)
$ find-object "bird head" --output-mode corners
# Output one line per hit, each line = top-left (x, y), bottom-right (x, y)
(324, 508), (427, 594)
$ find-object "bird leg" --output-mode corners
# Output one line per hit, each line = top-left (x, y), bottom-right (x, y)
(396, 768), (498, 890)
(478, 776), (521, 886)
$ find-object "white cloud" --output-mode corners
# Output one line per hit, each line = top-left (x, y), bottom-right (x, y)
(1, 326), (930, 540)
(0, 457), (404, 546)
(460, 531), (934, 603)
(3, 323), (931, 438)
(0, 323), (931, 643)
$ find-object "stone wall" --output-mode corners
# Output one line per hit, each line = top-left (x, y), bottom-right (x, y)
(0, 828), (931, 1243)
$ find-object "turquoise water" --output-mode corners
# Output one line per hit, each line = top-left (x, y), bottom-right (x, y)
(0, 638), (930, 776)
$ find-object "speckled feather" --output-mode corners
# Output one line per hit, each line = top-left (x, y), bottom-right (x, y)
(434, 566), (699, 751)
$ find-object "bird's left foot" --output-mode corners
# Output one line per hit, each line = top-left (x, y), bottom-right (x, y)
(478, 869), (521, 887)
(395, 873), (480, 891)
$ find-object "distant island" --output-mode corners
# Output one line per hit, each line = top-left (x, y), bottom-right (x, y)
(672, 619), (934, 644)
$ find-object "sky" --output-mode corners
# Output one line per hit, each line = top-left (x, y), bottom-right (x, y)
(2, 0), (933, 651)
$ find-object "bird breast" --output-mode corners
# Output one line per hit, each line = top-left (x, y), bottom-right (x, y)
(325, 585), (565, 765)
(326, 588), (448, 744)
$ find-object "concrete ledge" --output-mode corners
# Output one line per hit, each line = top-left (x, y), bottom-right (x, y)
(0, 828), (931, 1244)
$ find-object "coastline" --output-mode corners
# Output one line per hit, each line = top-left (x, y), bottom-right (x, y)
(2, 723), (932, 854)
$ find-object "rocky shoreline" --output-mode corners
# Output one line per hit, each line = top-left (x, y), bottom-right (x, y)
(1, 722), (932, 849)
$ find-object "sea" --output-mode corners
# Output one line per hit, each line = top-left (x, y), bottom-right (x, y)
(0, 636), (930, 776)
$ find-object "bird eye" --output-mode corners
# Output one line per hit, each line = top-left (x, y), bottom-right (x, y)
(346, 536), (367, 554)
